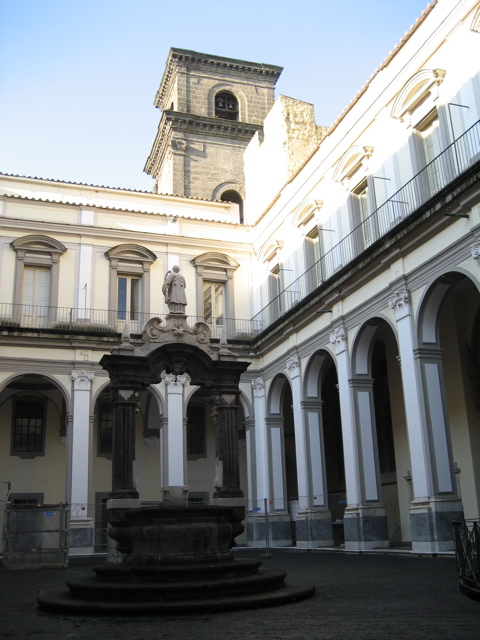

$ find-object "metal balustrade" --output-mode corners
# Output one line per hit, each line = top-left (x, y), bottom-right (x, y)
(252, 119), (480, 328)
(1, 122), (479, 340)
(0, 302), (263, 341)
(453, 520), (480, 601)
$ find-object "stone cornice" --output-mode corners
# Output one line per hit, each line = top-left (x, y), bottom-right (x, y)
(154, 48), (283, 110)
(145, 111), (262, 177)
(0, 217), (255, 257)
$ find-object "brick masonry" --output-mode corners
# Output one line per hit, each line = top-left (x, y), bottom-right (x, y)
(145, 49), (282, 201)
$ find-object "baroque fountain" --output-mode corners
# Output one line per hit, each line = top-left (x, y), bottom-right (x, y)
(38, 267), (315, 613)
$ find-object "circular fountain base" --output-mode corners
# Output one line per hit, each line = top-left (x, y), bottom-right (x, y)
(37, 505), (315, 614)
(37, 558), (315, 614)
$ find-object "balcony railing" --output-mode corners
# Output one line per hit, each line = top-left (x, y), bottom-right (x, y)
(252, 119), (480, 328)
(0, 303), (264, 341)
(2, 122), (479, 341)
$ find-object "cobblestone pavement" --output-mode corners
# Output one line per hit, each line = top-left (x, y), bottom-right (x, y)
(1, 549), (480, 640)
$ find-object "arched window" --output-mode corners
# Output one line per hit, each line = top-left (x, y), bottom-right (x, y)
(215, 91), (239, 121)
(220, 190), (244, 223)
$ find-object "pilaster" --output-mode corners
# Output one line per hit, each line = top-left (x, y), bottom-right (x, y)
(69, 369), (95, 555)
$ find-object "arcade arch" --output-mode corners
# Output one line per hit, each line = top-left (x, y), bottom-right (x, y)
(0, 374), (68, 506)
(417, 271), (480, 520)
(351, 318), (409, 544)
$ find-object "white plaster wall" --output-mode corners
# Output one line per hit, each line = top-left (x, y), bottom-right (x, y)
(244, 96), (323, 223)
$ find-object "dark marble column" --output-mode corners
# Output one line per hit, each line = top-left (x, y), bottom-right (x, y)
(100, 353), (156, 502)
(110, 387), (140, 500)
(212, 393), (243, 499)
(210, 360), (249, 500)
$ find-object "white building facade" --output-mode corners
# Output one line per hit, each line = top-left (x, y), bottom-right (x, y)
(1, 0), (480, 555)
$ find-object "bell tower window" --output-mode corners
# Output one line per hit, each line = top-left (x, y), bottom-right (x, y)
(215, 92), (239, 121)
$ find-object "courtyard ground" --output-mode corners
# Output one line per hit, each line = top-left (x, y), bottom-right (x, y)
(1, 548), (479, 640)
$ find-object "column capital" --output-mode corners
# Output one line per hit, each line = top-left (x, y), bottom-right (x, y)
(71, 369), (95, 391)
(164, 373), (187, 390)
(330, 325), (347, 353)
(285, 354), (300, 378)
(471, 243), (480, 260)
(388, 288), (411, 319)
(251, 377), (265, 397)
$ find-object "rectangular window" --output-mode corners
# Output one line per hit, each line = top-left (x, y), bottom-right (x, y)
(203, 281), (224, 325)
(187, 405), (206, 458)
(305, 226), (322, 291)
(117, 276), (140, 320)
(268, 264), (282, 321)
(117, 275), (141, 332)
(352, 179), (373, 247)
(98, 402), (113, 455)
(415, 109), (444, 194)
(13, 399), (44, 454)
(22, 268), (50, 328)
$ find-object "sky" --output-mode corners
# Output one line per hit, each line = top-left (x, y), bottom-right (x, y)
(0, 0), (431, 192)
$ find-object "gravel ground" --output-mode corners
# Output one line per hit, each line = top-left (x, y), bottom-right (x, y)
(1, 549), (479, 640)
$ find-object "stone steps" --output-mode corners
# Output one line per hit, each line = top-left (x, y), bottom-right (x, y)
(37, 557), (315, 614)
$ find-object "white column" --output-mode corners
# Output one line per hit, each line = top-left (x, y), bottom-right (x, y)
(70, 370), (94, 511)
(388, 290), (431, 498)
(251, 377), (270, 507)
(163, 373), (187, 488)
(286, 355), (310, 506)
(330, 326), (360, 505)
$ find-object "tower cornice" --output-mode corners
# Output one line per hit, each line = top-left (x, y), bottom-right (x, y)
(144, 111), (262, 178)
(154, 48), (283, 110)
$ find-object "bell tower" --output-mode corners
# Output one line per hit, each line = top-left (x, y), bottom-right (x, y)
(144, 48), (282, 213)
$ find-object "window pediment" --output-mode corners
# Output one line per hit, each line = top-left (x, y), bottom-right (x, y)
(105, 244), (157, 272)
(191, 252), (239, 270)
(11, 235), (67, 264)
(334, 146), (373, 183)
(292, 199), (323, 229)
(391, 69), (446, 121)
(258, 239), (284, 264)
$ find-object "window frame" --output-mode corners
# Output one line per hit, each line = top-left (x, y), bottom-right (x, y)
(191, 252), (239, 326)
(105, 244), (157, 332)
(11, 396), (46, 459)
(349, 177), (378, 250)
(97, 399), (113, 459)
(10, 235), (67, 325)
(304, 225), (323, 290)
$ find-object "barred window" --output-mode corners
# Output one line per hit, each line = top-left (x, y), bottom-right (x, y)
(99, 402), (113, 455)
(13, 400), (45, 454)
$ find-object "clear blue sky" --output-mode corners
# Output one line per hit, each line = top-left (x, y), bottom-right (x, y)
(0, 0), (430, 192)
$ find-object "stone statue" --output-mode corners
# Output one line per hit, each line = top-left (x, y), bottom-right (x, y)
(162, 265), (187, 314)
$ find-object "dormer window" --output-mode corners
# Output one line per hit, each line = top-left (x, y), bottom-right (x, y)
(215, 91), (239, 121)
